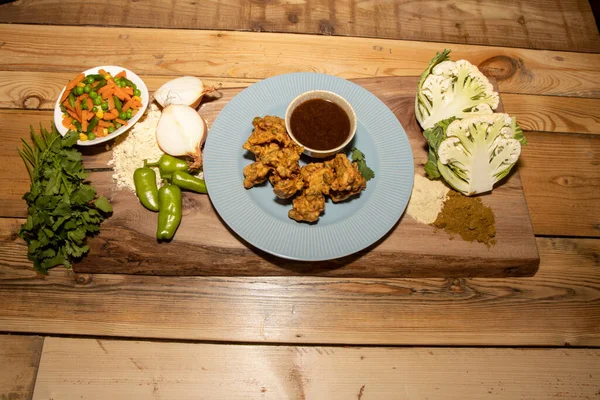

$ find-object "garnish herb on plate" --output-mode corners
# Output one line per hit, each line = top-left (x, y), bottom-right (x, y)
(18, 124), (112, 273)
(351, 147), (375, 181)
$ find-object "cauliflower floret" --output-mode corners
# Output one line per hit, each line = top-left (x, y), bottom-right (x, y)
(415, 50), (500, 130)
(434, 114), (525, 196)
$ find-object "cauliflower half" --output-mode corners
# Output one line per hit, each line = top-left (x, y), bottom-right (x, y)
(415, 49), (500, 130)
(428, 114), (526, 196)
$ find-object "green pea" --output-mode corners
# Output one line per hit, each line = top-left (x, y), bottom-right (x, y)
(108, 126), (115, 133)
(93, 96), (102, 106)
(83, 85), (91, 93)
(86, 76), (95, 85)
(75, 86), (84, 95)
(133, 89), (141, 97)
(92, 106), (98, 112)
(114, 122), (122, 129)
(101, 102), (109, 111)
(89, 91), (98, 99)
(119, 112), (127, 120)
(87, 132), (96, 140)
(126, 109), (133, 119)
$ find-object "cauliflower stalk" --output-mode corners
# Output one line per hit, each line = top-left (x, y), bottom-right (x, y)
(424, 114), (527, 196)
(415, 49), (500, 130)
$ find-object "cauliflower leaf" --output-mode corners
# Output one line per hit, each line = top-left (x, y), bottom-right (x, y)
(415, 49), (500, 130)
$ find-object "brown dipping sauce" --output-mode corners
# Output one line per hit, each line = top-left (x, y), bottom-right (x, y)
(290, 99), (351, 151)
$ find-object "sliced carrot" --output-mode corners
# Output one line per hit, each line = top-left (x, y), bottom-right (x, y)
(92, 81), (99, 88)
(87, 111), (95, 121)
(62, 118), (72, 129)
(59, 73), (85, 103)
(86, 98), (93, 111)
(110, 108), (120, 117)
(75, 101), (82, 120)
(122, 99), (133, 112)
(66, 109), (81, 123)
(103, 113), (117, 120)
(98, 84), (112, 95)
(112, 87), (127, 101)
(114, 70), (126, 79)
(81, 111), (88, 132)
(107, 96), (115, 110)
(98, 120), (111, 128)
(123, 87), (134, 96)
(98, 69), (108, 76)
(62, 100), (75, 112)
(133, 99), (143, 108)
(115, 118), (128, 125)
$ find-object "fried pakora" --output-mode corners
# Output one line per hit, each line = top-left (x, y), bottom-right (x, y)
(243, 116), (368, 223)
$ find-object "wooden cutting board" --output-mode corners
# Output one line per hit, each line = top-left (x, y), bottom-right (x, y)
(74, 76), (540, 277)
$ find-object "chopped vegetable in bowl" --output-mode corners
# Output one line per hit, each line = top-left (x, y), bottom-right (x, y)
(53, 66), (149, 146)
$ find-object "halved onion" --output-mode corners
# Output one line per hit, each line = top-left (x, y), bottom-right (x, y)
(156, 105), (207, 169)
(154, 76), (215, 109)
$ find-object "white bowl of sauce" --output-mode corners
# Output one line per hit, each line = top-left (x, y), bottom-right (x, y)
(285, 90), (357, 158)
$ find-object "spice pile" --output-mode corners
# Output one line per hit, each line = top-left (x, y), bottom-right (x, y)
(406, 174), (449, 224)
(433, 191), (496, 246)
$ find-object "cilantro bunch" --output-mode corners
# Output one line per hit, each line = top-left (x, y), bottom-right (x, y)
(18, 124), (112, 274)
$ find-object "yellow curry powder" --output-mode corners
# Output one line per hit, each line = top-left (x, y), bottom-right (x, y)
(433, 191), (496, 246)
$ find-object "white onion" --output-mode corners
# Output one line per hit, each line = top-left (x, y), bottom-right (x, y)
(154, 76), (215, 108)
(156, 105), (207, 169)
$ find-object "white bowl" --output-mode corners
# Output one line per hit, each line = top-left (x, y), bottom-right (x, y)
(53, 65), (149, 146)
(285, 90), (357, 158)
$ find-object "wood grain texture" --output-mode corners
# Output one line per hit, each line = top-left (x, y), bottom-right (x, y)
(0, 24), (599, 98)
(0, 335), (43, 400)
(32, 337), (600, 400)
(3, 71), (600, 135)
(0, 223), (598, 346)
(0, 77), (540, 278)
(520, 131), (600, 237)
(1, 0), (599, 53)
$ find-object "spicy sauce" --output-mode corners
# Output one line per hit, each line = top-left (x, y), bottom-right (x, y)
(290, 99), (350, 151)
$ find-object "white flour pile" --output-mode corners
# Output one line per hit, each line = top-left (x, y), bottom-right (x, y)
(406, 173), (450, 224)
(108, 104), (164, 192)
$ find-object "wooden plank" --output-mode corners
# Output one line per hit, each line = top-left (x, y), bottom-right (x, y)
(501, 93), (600, 135)
(0, 24), (599, 98)
(2, 78), (598, 238)
(1, 0), (599, 53)
(0, 226), (598, 346)
(1, 76), (540, 278)
(3, 71), (599, 135)
(521, 131), (600, 237)
(31, 338), (600, 400)
(0, 335), (43, 400)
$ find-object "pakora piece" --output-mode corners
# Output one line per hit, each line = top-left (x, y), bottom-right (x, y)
(325, 153), (367, 202)
(288, 163), (334, 223)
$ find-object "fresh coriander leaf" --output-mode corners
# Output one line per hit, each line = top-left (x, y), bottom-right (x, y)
(351, 147), (375, 181)
(94, 196), (113, 213)
(70, 185), (96, 205)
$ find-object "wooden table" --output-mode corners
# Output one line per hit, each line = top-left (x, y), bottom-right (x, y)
(0, 1), (599, 399)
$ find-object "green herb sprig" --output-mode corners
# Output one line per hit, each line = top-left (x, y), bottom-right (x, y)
(18, 124), (112, 274)
(351, 147), (375, 181)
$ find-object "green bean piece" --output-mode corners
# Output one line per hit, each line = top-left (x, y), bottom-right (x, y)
(80, 100), (88, 110)
(171, 170), (207, 194)
(114, 122), (122, 129)
(87, 74), (103, 81)
(87, 117), (99, 133)
(134, 166), (160, 212)
(60, 104), (67, 112)
(113, 95), (123, 112)
(156, 184), (182, 240)
(68, 92), (76, 108)
(72, 120), (82, 132)
(95, 79), (107, 91)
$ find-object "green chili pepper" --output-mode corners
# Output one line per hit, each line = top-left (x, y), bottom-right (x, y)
(113, 95), (123, 112)
(146, 155), (189, 178)
(86, 116), (99, 133)
(133, 165), (160, 212)
(156, 184), (182, 240)
(171, 170), (207, 194)
(68, 92), (76, 109)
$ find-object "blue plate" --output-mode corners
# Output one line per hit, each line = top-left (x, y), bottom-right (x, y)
(204, 73), (414, 261)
